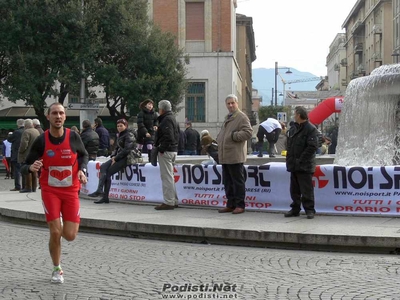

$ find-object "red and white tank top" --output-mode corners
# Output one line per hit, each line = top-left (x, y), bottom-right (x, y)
(40, 128), (79, 190)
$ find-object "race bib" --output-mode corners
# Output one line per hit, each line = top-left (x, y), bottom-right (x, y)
(48, 166), (73, 187)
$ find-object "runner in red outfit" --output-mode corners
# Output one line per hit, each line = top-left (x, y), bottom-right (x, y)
(21, 103), (88, 284)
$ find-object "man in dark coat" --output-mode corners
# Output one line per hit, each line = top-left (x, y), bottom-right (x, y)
(177, 125), (186, 155)
(184, 121), (201, 155)
(8, 119), (25, 191)
(153, 100), (179, 210)
(94, 117), (110, 156)
(80, 120), (100, 161)
(285, 106), (318, 219)
(328, 126), (338, 154)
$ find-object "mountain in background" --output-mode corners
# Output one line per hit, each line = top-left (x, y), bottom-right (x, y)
(252, 68), (321, 105)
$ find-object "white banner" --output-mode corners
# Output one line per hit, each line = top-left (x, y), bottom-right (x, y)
(82, 161), (400, 216)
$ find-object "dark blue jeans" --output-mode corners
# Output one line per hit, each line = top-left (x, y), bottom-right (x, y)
(184, 150), (197, 155)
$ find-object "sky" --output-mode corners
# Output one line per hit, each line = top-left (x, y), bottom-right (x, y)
(236, 0), (358, 76)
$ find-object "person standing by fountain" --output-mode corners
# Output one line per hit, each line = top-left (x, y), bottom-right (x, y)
(284, 106), (318, 219)
(217, 94), (253, 214)
(256, 117), (282, 158)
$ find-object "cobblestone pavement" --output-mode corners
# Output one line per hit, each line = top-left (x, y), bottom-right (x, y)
(2, 177), (400, 300)
(1, 221), (400, 300)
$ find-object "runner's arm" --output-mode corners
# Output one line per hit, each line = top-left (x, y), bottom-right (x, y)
(20, 135), (45, 175)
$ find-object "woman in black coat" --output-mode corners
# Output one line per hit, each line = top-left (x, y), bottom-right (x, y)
(88, 119), (137, 204)
(137, 99), (158, 155)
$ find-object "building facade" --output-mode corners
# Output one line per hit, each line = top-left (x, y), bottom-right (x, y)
(326, 33), (347, 92)
(338, 0), (393, 86)
(149, 0), (245, 137)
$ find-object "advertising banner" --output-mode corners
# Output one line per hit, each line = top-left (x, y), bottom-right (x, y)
(82, 161), (400, 216)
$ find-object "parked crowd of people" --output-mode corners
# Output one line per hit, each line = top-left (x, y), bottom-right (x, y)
(4, 118), (44, 192)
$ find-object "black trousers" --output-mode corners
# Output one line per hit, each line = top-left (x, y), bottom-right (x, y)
(257, 127), (282, 155)
(100, 158), (127, 196)
(222, 163), (246, 209)
(12, 161), (22, 189)
(289, 172), (315, 213)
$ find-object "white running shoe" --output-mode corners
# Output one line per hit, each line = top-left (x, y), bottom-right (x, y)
(51, 269), (64, 284)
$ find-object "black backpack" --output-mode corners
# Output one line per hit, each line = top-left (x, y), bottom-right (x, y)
(207, 141), (219, 164)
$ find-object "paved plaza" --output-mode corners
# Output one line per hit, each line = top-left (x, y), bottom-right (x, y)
(1, 175), (400, 299)
(2, 221), (400, 300)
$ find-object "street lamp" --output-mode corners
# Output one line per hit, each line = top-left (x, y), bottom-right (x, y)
(276, 73), (287, 106)
(278, 92), (284, 106)
(275, 62), (292, 106)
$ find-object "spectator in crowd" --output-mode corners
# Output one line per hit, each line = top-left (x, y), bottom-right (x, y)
(328, 126), (338, 154)
(216, 94), (253, 215)
(32, 118), (44, 134)
(153, 100), (179, 210)
(201, 132), (219, 164)
(275, 122), (288, 155)
(18, 119), (40, 193)
(109, 135), (116, 155)
(80, 120), (100, 161)
(94, 117), (110, 157)
(184, 121), (201, 155)
(137, 99), (158, 159)
(285, 106), (318, 219)
(177, 124), (186, 155)
(32, 119), (44, 189)
(88, 119), (137, 204)
(257, 117), (282, 158)
(200, 130), (211, 155)
(320, 137), (331, 155)
(21, 102), (88, 284)
(70, 126), (80, 135)
(3, 132), (13, 179)
(250, 137), (258, 154)
(286, 121), (297, 138)
(8, 119), (25, 191)
(314, 126), (323, 154)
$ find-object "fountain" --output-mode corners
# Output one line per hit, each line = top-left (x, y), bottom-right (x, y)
(335, 64), (400, 166)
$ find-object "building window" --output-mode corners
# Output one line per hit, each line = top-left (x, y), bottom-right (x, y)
(186, 2), (205, 40)
(186, 82), (205, 122)
(69, 95), (79, 103)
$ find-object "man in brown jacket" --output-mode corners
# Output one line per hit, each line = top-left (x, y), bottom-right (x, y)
(216, 94), (253, 214)
(18, 119), (40, 193)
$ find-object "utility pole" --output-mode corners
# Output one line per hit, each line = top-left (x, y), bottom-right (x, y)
(79, 0), (97, 128)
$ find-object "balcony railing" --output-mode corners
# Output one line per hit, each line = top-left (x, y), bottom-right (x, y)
(351, 20), (364, 34)
(372, 52), (382, 61)
(354, 43), (363, 54)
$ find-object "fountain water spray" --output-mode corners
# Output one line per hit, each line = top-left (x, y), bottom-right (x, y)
(335, 64), (400, 166)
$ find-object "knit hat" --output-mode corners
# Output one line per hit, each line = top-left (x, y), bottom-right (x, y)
(200, 130), (209, 138)
(117, 118), (129, 127)
(139, 99), (154, 109)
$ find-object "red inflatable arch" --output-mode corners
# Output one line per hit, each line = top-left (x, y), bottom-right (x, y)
(308, 96), (344, 125)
